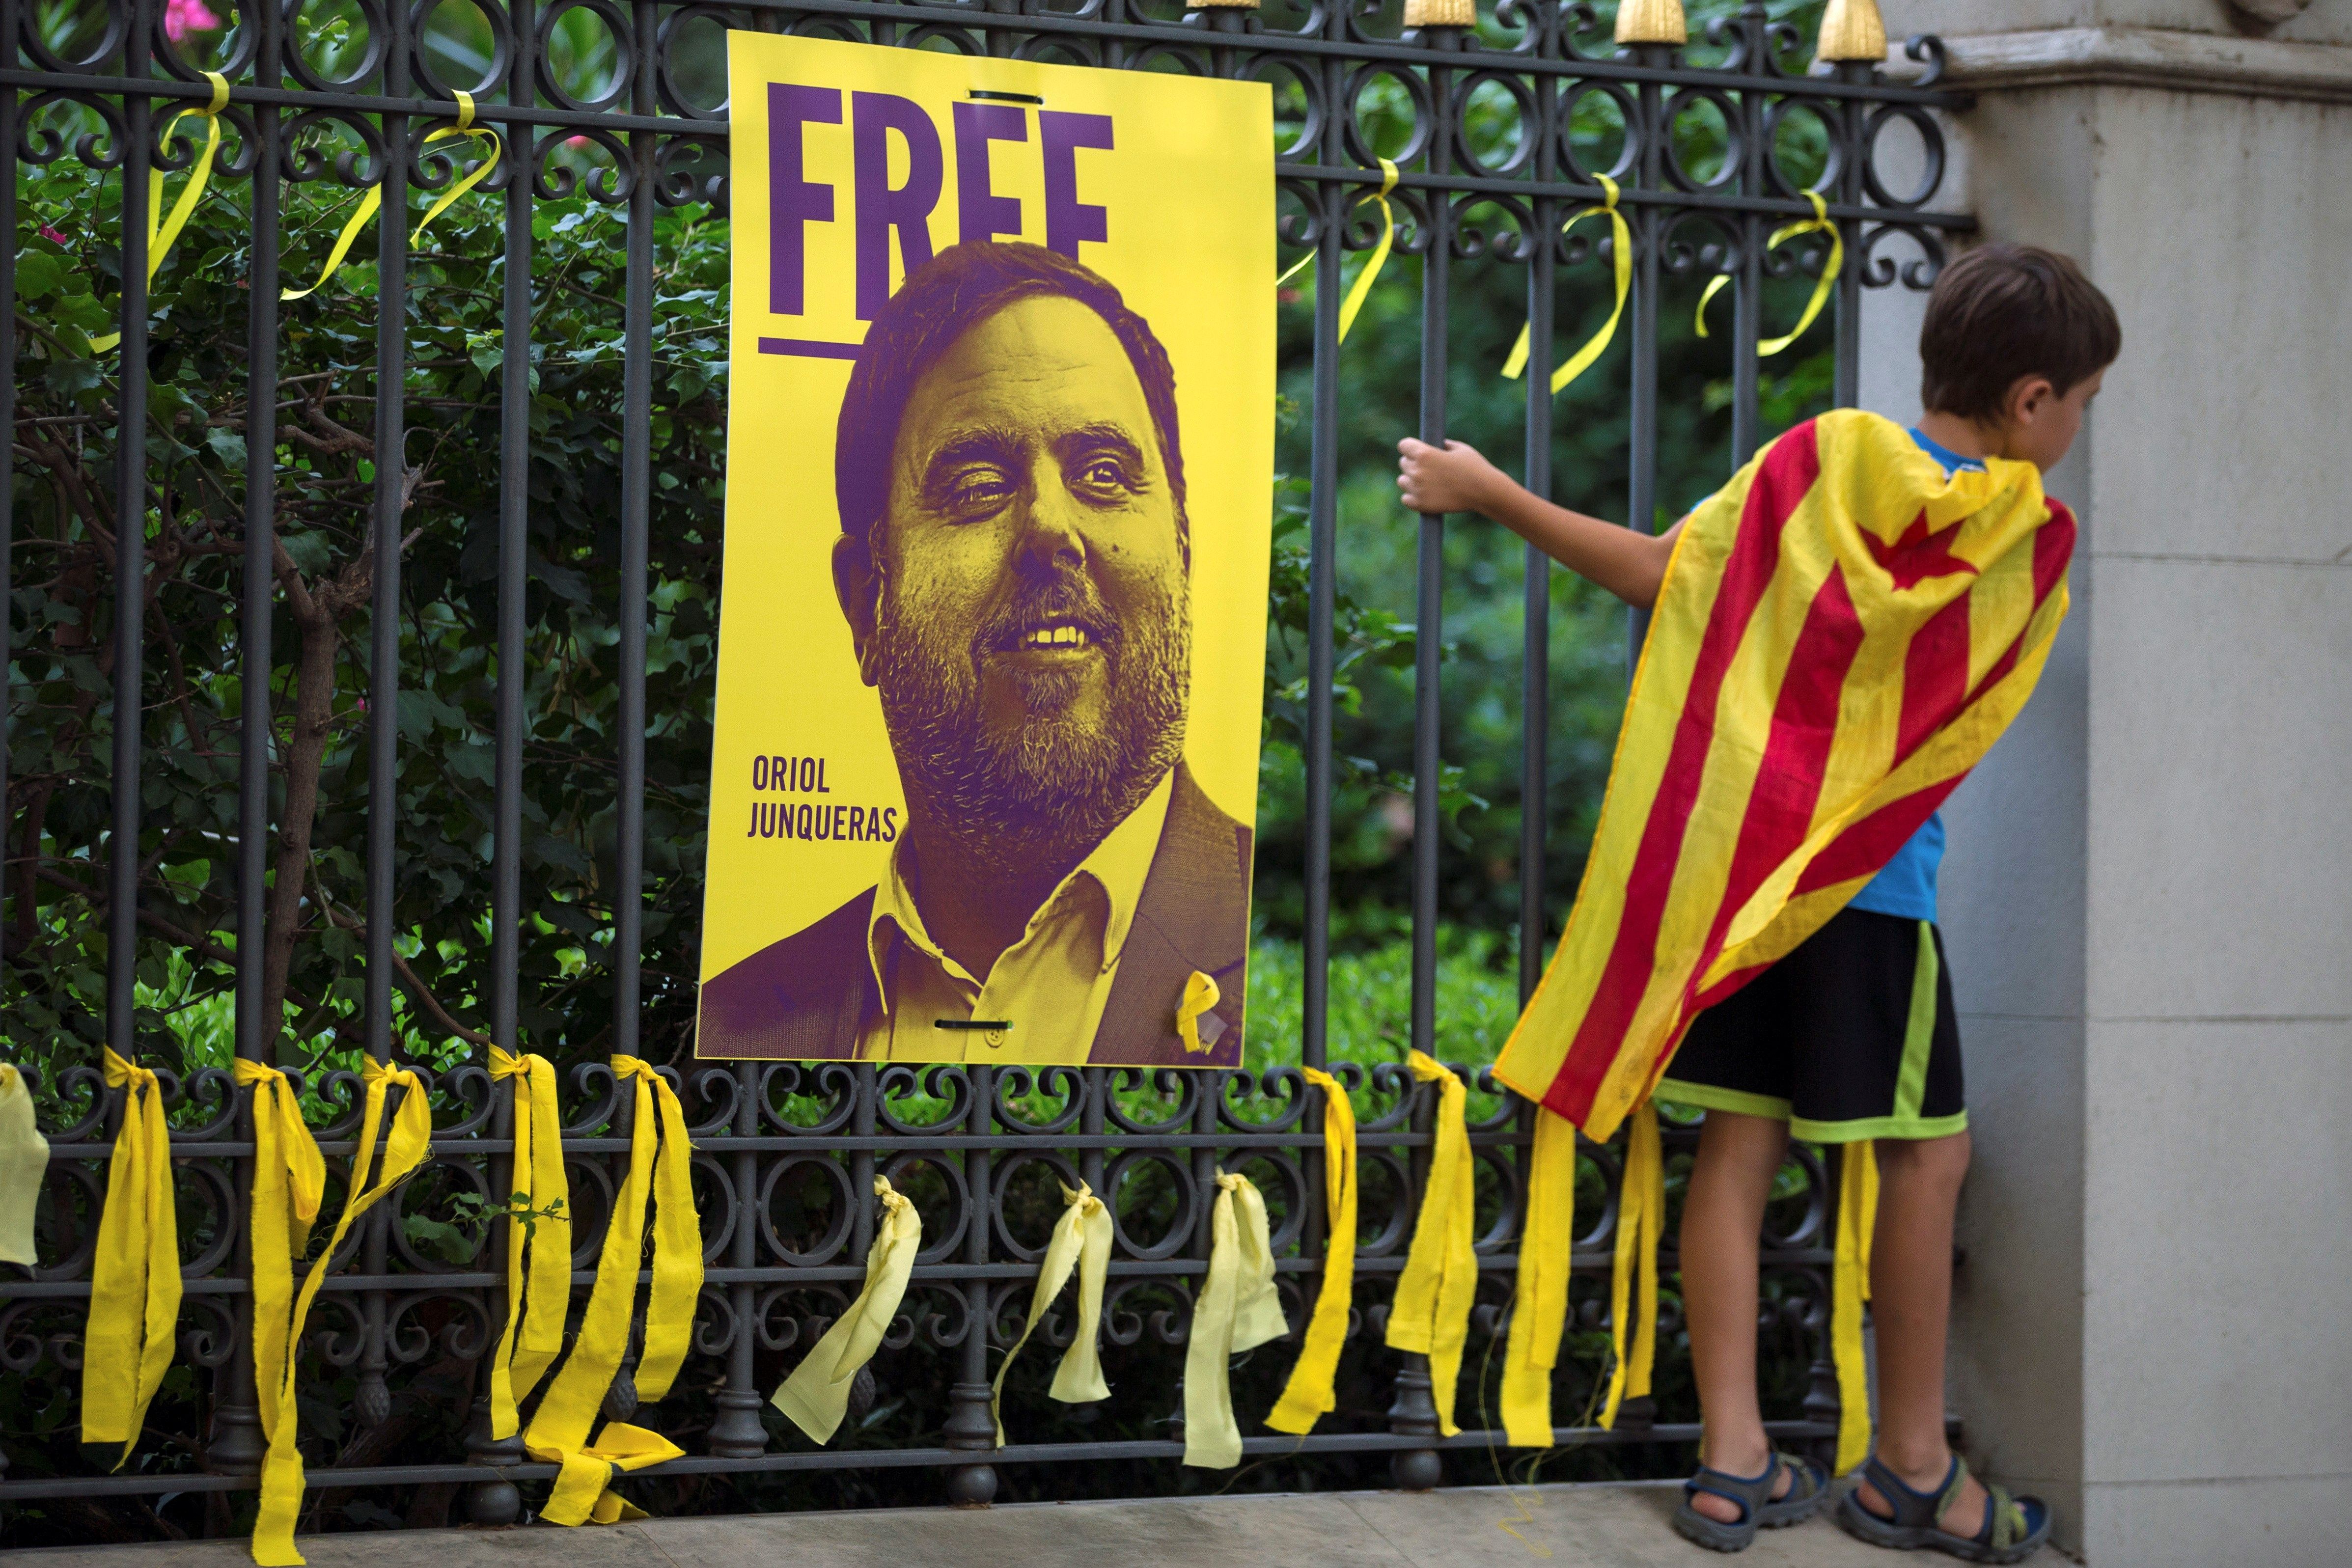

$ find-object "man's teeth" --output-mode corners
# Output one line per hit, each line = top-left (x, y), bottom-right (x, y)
(1020, 625), (1091, 649)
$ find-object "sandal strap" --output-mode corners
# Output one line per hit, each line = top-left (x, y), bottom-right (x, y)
(1684, 1456), (1780, 1525)
(1936, 1455), (1973, 1531)
(1859, 1453), (1961, 1531)
(1981, 1481), (2029, 1551)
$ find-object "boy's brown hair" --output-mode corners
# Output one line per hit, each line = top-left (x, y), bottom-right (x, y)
(1919, 244), (2120, 422)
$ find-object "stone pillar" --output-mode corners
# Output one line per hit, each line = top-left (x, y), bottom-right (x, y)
(1864, 5), (2352, 1563)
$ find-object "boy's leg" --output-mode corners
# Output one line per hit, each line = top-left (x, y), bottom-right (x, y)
(1853, 1129), (1991, 1537)
(1681, 1109), (1793, 1525)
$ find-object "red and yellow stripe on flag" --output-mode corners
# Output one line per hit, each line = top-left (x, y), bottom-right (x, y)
(1493, 410), (2075, 1140)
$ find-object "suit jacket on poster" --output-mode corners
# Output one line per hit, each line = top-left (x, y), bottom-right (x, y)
(696, 762), (1251, 1066)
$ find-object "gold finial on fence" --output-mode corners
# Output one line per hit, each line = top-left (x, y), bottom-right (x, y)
(1613, 0), (1687, 45)
(1815, 0), (1887, 62)
(1188, 0), (1259, 9)
(1403, 0), (1476, 25)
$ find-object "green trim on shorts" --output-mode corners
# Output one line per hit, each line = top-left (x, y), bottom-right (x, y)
(1891, 920), (1940, 1126)
(1654, 1077), (1792, 1122)
(1789, 1108), (1969, 1144)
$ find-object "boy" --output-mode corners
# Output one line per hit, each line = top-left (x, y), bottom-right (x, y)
(1399, 245), (2119, 1562)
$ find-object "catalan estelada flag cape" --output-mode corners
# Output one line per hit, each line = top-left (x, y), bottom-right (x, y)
(1493, 410), (2075, 1460)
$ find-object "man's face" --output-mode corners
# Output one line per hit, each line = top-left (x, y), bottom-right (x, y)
(856, 294), (1190, 839)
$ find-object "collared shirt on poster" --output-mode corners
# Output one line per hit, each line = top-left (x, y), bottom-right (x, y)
(857, 768), (1177, 1064)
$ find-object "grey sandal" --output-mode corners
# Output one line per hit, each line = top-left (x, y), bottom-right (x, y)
(1671, 1452), (1828, 1553)
(1834, 1454), (2052, 1564)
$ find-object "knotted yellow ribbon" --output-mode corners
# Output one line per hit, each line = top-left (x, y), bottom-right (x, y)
(88, 71), (229, 351)
(773, 1176), (923, 1443)
(1183, 1169), (1285, 1468)
(81, 1048), (182, 1469)
(282, 90), (502, 302)
(0, 1062), (50, 1266)
(1831, 1139), (1880, 1475)
(252, 1056), (434, 1566)
(1176, 970), (1221, 1054)
(1695, 189), (1843, 357)
(1500, 1107), (1577, 1448)
(1276, 158), (1399, 345)
(1266, 1067), (1356, 1435)
(1598, 1099), (1663, 1430)
(1501, 173), (1632, 393)
(522, 1054), (700, 1528)
(990, 1179), (1112, 1444)
(486, 1048), (572, 1441)
(1384, 1050), (1476, 1437)
(232, 1058), (326, 1516)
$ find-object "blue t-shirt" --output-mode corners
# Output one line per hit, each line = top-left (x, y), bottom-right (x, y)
(1843, 428), (1986, 923)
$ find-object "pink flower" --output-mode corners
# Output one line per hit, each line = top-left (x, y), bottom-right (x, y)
(39, 223), (68, 246)
(165, 0), (222, 44)
(564, 135), (590, 149)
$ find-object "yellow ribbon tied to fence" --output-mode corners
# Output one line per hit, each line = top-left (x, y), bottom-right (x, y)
(1598, 1099), (1663, 1431)
(87, 70), (230, 351)
(232, 1058), (326, 1513)
(1501, 172), (1633, 393)
(1500, 1107), (1578, 1448)
(283, 90), (503, 302)
(773, 1176), (923, 1443)
(1266, 1067), (1357, 1435)
(1275, 158), (1399, 345)
(252, 1056), (434, 1567)
(0, 1062), (51, 1266)
(991, 1179), (1113, 1444)
(486, 1048), (573, 1441)
(1695, 188), (1843, 356)
(1183, 1169), (1286, 1468)
(81, 1048), (183, 1469)
(1831, 1140), (1880, 1475)
(522, 1054), (701, 1527)
(1384, 1050), (1476, 1437)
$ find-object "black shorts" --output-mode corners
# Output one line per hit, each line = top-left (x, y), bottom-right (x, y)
(1657, 906), (1965, 1144)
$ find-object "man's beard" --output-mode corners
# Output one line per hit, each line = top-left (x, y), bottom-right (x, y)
(871, 559), (1189, 866)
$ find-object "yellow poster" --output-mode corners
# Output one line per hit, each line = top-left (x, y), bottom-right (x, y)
(696, 35), (1274, 1069)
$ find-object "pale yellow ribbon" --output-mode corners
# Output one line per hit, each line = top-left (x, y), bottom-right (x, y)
(486, 1047), (572, 1441)
(88, 70), (229, 351)
(231, 1058), (326, 1514)
(990, 1179), (1112, 1445)
(252, 1057), (434, 1566)
(1183, 1169), (1286, 1468)
(1266, 1067), (1356, 1435)
(773, 1176), (923, 1443)
(1695, 189), (1843, 357)
(1176, 970), (1221, 1055)
(81, 1048), (182, 1469)
(1598, 1099), (1663, 1431)
(0, 1062), (50, 1265)
(1500, 1106), (1577, 1448)
(1276, 158), (1399, 345)
(522, 1054), (701, 1528)
(283, 90), (502, 301)
(1501, 172), (1632, 393)
(1831, 1139), (1880, 1475)
(1384, 1050), (1476, 1437)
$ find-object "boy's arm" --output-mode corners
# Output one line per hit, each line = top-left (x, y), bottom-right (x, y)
(1398, 437), (1680, 610)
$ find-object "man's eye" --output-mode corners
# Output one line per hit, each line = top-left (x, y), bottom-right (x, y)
(1072, 457), (1138, 498)
(941, 467), (1014, 515)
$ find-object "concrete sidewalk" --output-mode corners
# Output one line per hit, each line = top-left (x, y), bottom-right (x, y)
(15, 1483), (1959, 1568)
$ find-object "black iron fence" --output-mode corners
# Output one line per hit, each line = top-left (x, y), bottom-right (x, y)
(0, 0), (1968, 1533)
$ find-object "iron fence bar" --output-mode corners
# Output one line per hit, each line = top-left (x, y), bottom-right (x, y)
(1624, 45), (1663, 669)
(1729, 8), (1765, 468)
(0, 54), (13, 984)
(1831, 62), (1870, 411)
(106, 0), (153, 1078)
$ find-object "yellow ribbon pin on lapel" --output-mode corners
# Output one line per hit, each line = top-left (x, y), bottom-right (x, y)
(1384, 1050), (1476, 1436)
(1184, 1169), (1285, 1468)
(1177, 970), (1223, 1054)
(991, 1179), (1112, 1444)
(81, 1048), (183, 1469)
(774, 1176), (923, 1443)
(0, 1062), (51, 1266)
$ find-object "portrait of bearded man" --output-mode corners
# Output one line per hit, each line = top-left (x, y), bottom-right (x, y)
(696, 240), (1251, 1065)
